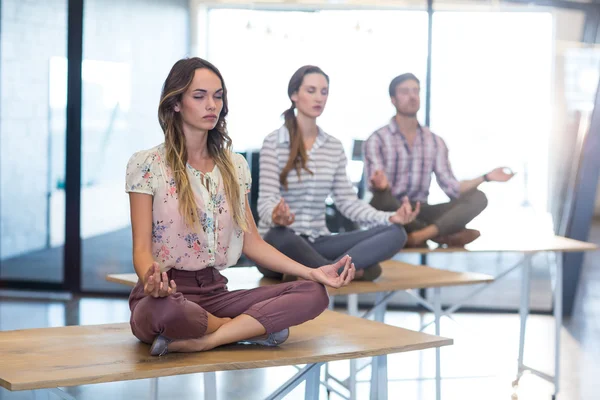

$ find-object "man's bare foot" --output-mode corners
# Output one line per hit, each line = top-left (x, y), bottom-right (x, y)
(432, 229), (480, 247)
(405, 233), (428, 248)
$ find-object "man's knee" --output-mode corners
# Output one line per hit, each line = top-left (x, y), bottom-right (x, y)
(370, 190), (400, 212)
(466, 189), (488, 212)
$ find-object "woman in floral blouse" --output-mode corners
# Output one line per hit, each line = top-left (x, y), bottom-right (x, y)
(125, 57), (355, 357)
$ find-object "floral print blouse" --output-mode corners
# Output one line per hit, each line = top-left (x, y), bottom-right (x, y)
(125, 143), (252, 272)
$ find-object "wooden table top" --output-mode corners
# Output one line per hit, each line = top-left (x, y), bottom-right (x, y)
(327, 260), (494, 295)
(106, 260), (494, 295)
(0, 310), (451, 391)
(400, 234), (597, 254)
(106, 233), (596, 291)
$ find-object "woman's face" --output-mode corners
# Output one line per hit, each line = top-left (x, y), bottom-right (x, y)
(291, 73), (329, 119)
(175, 68), (224, 132)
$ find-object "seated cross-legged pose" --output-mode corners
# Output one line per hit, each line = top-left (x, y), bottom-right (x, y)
(256, 65), (419, 283)
(364, 73), (515, 248)
(125, 57), (355, 357)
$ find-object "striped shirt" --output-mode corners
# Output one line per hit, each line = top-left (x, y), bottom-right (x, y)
(257, 125), (394, 240)
(363, 118), (460, 203)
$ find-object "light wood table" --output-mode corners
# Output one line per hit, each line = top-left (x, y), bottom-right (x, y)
(401, 233), (598, 399)
(107, 261), (493, 400)
(401, 233), (597, 254)
(0, 310), (451, 400)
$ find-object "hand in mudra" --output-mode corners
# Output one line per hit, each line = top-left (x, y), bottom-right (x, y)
(272, 198), (295, 226)
(370, 169), (389, 191)
(308, 255), (355, 288)
(143, 262), (177, 298)
(487, 167), (515, 182)
(389, 196), (420, 225)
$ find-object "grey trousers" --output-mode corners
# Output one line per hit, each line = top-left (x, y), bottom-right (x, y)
(257, 224), (407, 279)
(369, 188), (488, 236)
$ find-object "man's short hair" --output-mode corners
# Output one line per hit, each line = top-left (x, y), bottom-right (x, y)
(389, 73), (420, 97)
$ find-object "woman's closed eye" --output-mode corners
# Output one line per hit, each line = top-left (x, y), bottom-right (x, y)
(193, 95), (222, 100)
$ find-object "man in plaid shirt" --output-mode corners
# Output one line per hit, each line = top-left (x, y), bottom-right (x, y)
(363, 73), (514, 247)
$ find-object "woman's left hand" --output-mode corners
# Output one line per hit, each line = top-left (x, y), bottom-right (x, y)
(308, 255), (355, 288)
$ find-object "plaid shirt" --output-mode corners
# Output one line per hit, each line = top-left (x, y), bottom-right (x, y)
(363, 118), (460, 203)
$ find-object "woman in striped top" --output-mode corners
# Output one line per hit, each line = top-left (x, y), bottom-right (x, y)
(257, 66), (420, 282)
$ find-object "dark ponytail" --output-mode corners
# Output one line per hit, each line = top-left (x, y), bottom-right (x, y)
(279, 65), (329, 190)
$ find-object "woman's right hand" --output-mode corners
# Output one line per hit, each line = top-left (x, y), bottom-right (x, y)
(143, 262), (177, 298)
(272, 198), (295, 226)
(389, 196), (420, 225)
(308, 255), (355, 288)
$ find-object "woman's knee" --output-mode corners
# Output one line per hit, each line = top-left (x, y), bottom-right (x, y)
(134, 294), (180, 322)
(259, 227), (297, 278)
(297, 281), (330, 317)
(264, 226), (324, 268)
(263, 226), (296, 248)
(131, 294), (187, 341)
(386, 223), (408, 250)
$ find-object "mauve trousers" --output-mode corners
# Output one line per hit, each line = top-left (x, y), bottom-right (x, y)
(128, 267), (329, 344)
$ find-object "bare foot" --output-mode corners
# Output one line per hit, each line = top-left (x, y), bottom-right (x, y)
(406, 233), (427, 247)
(168, 335), (218, 353)
(207, 315), (232, 334)
(166, 316), (231, 353)
(169, 334), (215, 353)
(432, 229), (480, 247)
(157, 314), (268, 354)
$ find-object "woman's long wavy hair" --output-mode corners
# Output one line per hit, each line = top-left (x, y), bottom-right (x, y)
(280, 65), (329, 190)
(158, 57), (247, 231)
